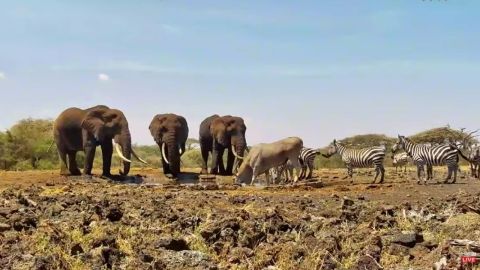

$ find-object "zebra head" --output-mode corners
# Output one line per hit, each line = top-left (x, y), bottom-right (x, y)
(327, 139), (339, 156)
(392, 135), (406, 153)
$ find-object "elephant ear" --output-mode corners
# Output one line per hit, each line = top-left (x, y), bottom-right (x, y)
(225, 118), (237, 133)
(81, 109), (107, 141)
(149, 115), (167, 142)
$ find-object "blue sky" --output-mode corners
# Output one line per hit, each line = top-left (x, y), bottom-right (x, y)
(1, 1), (479, 147)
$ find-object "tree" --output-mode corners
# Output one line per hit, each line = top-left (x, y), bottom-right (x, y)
(8, 118), (57, 169)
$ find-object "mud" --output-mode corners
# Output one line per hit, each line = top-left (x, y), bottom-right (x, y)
(0, 168), (480, 269)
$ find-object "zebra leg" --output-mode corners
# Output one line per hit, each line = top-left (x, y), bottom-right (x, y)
(347, 166), (354, 183)
(299, 165), (306, 180)
(452, 164), (458, 183)
(426, 165), (433, 181)
(306, 161), (314, 179)
(416, 164), (423, 184)
(404, 165), (407, 173)
(373, 167), (380, 184)
(379, 166), (385, 183)
(444, 166), (453, 184)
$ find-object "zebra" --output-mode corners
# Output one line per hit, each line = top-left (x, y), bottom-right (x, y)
(298, 147), (322, 180)
(326, 139), (386, 184)
(467, 145), (480, 178)
(392, 135), (470, 184)
(269, 160), (294, 184)
(392, 152), (410, 173)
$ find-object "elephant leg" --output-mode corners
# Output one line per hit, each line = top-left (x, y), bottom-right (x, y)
(83, 143), (96, 176)
(210, 142), (220, 175)
(67, 151), (81, 175)
(226, 147), (235, 175)
(101, 141), (113, 177)
(200, 144), (210, 175)
(218, 148), (226, 175)
(58, 149), (69, 175)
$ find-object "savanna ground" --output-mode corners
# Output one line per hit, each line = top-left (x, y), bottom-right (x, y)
(1, 166), (480, 270)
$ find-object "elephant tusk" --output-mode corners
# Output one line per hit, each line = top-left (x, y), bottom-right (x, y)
(178, 144), (183, 156)
(114, 142), (132, 163)
(232, 145), (244, 160)
(161, 143), (170, 164)
(132, 149), (148, 164)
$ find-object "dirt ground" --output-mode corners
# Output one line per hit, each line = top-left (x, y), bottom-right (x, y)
(1, 167), (480, 269)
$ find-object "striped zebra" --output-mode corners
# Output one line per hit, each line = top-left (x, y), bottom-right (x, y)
(326, 140), (386, 184)
(467, 146), (480, 178)
(392, 135), (469, 184)
(299, 147), (322, 180)
(392, 152), (410, 172)
(269, 160), (294, 184)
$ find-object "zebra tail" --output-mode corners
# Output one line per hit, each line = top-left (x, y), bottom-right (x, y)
(450, 143), (472, 162)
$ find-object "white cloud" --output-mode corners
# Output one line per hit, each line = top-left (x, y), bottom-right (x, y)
(0, 72), (6, 80)
(98, 73), (110, 81)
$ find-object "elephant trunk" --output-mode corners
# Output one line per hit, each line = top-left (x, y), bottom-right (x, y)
(232, 136), (247, 171)
(166, 136), (181, 176)
(116, 129), (132, 176)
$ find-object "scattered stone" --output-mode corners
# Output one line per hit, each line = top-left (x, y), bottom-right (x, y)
(155, 236), (189, 251)
(0, 222), (11, 232)
(106, 207), (123, 222)
(71, 243), (84, 255)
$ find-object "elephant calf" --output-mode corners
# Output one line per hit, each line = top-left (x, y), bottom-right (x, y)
(149, 114), (189, 178)
(54, 105), (147, 177)
(235, 137), (303, 185)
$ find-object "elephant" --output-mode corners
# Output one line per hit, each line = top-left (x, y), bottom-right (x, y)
(53, 105), (147, 177)
(235, 137), (303, 185)
(149, 114), (189, 177)
(199, 115), (247, 175)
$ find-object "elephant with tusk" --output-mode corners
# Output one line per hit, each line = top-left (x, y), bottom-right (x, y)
(235, 137), (303, 185)
(149, 113), (189, 178)
(53, 105), (147, 177)
(199, 115), (247, 175)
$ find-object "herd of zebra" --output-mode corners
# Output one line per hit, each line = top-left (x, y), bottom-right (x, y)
(269, 135), (480, 185)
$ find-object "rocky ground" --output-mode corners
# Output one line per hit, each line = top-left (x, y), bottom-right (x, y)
(1, 168), (480, 269)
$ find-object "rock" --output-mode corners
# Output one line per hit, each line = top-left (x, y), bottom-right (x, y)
(228, 247), (254, 263)
(10, 213), (37, 231)
(420, 240), (438, 250)
(159, 250), (217, 269)
(106, 207), (123, 222)
(386, 243), (410, 256)
(71, 243), (84, 255)
(101, 247), (123, 268)
(155, 236), (189, 251)
(382, 205), (396, 216)
(409, 245), (430, 260)
(355, 236), (383, 270)
(140, 252), (154, 263)
(0, 222), (11, 232)
(341, 197), (354, 208)
(229, 196), (247, 204)
(390, 232), (423, 248)
(34, 255), (52, 270)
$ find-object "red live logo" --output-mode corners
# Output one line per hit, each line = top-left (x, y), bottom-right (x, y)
(461, 256), (478, 264)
